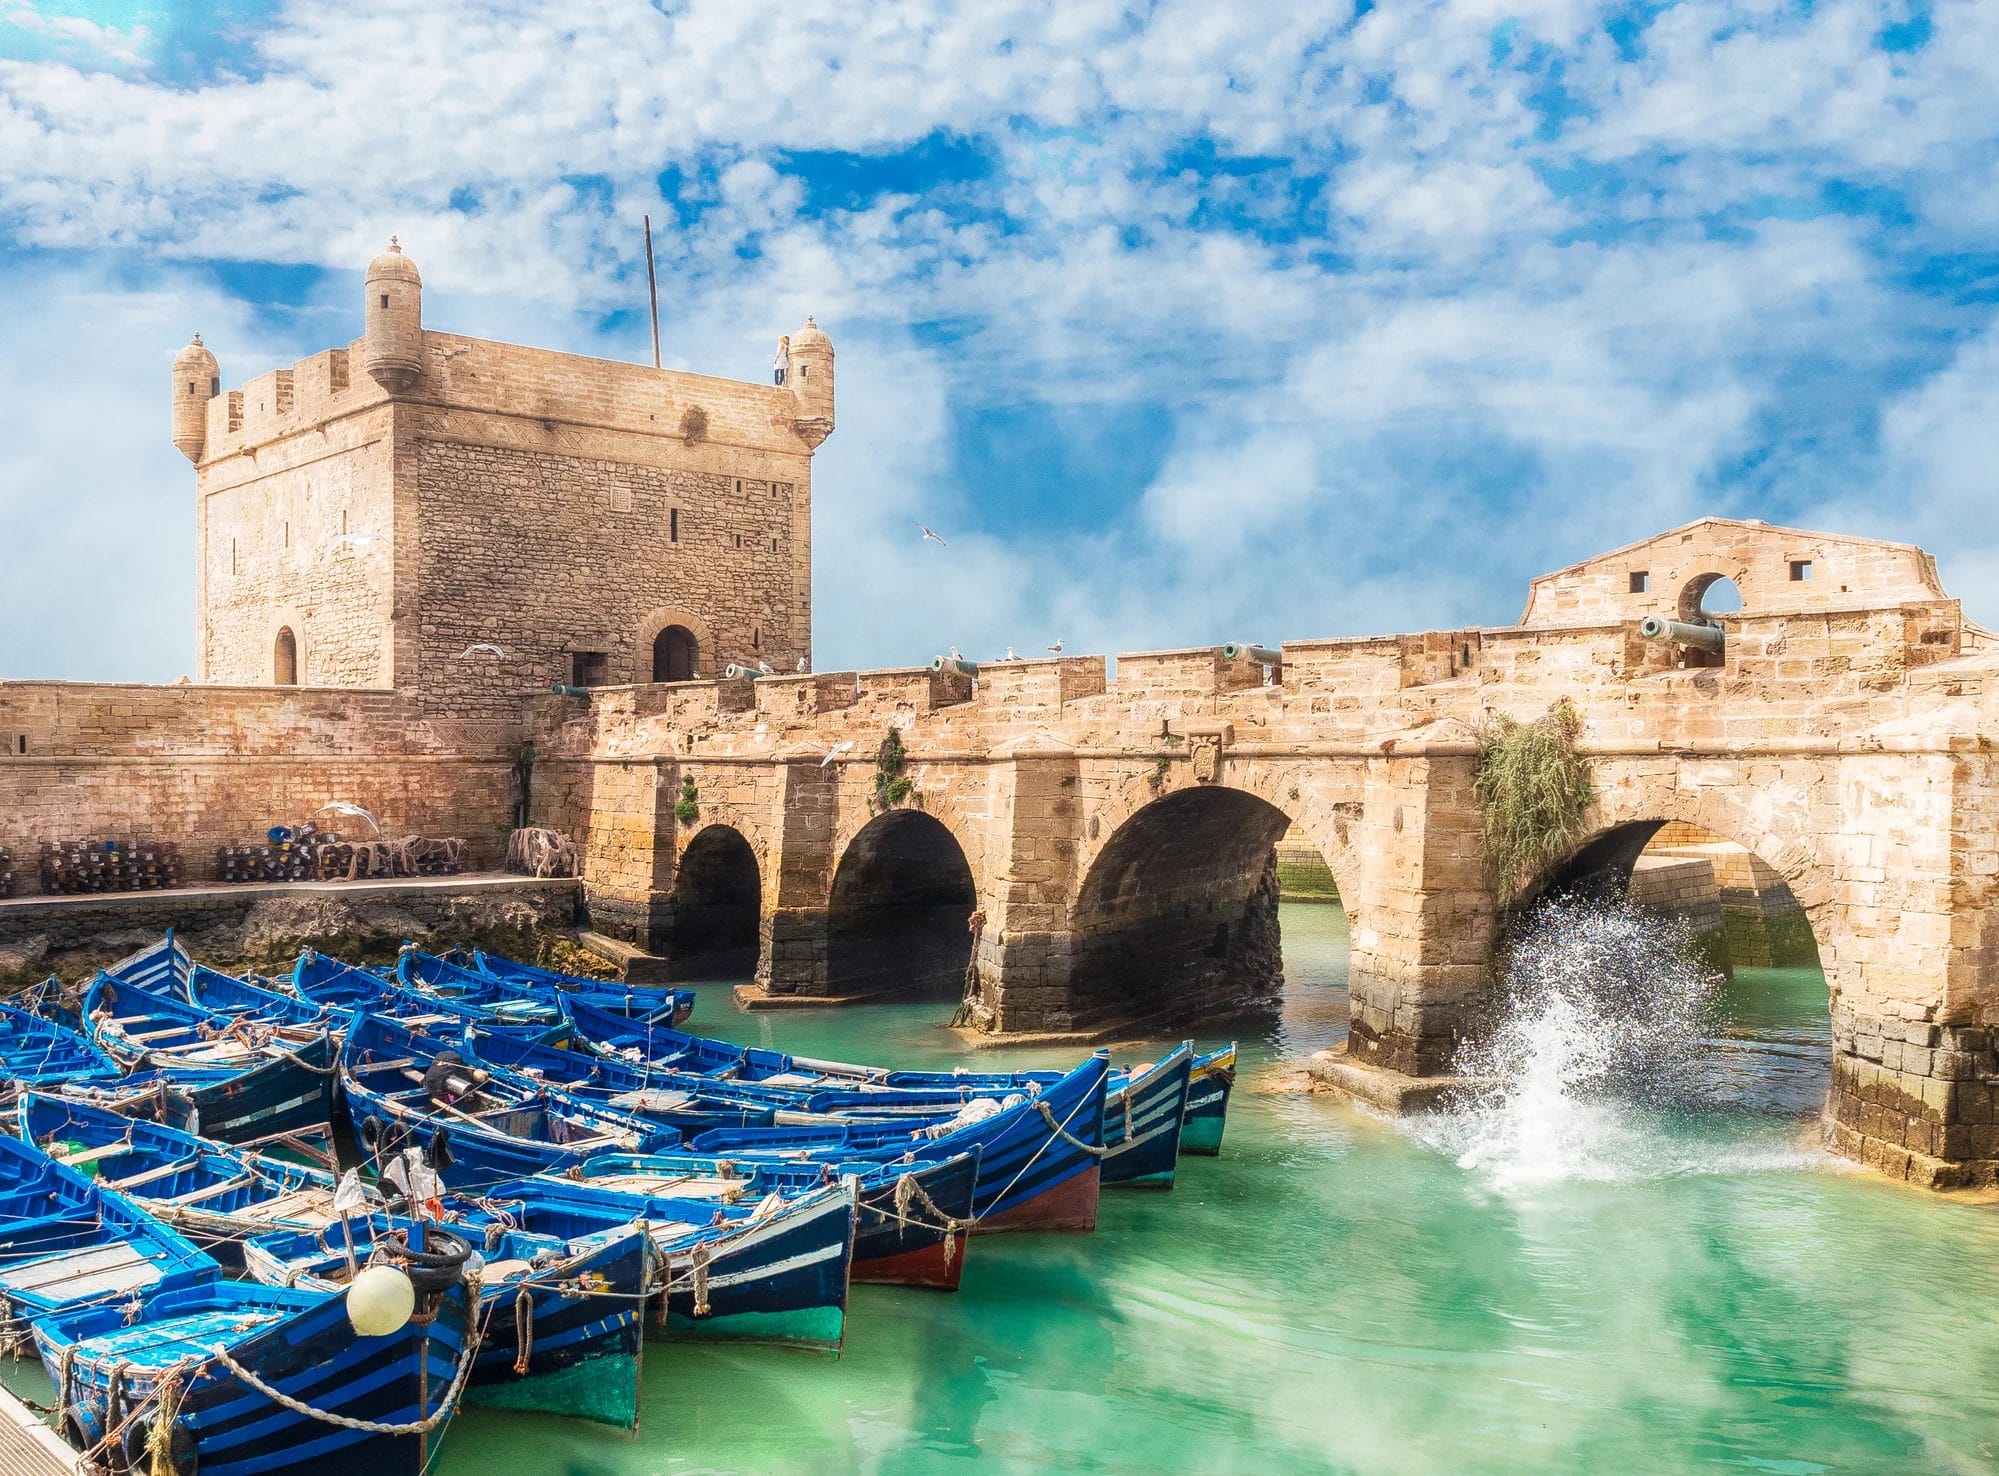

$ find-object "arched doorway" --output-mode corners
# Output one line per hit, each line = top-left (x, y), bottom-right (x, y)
(652, 625), (697, 683)
(1070, 787), (1294, 1029)
(827, 811), (976, 1001)
(663, 825), (761, 980)
(273, 627), (298, 686)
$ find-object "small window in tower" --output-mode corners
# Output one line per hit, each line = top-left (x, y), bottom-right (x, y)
(185, 380), (194, 393)
(1629, 570), (1649, 594)
(799, 366), (809, 381)
(341, 509), (348, 536)
(283, 522), (290, 549)
(735, 479), (743, 495)
(1790, 560), (1814, 582)
(15, 735), (26, 755)
(572, 651), (610, 687)
(210, 376), (219, 395)
(380, 293), (390, 309)
(771, 538), (778, 552)
(670, 509), (679, 542)
(735, 534), (742, 549)
(230, 538), (238, 576)
(752, 628), (760, 650)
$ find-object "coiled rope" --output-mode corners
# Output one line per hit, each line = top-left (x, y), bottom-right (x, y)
(891, 1172), (966, 1267)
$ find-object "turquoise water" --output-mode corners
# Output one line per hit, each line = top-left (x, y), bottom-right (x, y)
(430, 904), (1999, 1474)
(10, 905), (1998, 1472)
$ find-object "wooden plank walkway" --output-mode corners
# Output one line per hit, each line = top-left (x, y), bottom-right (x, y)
(0, 1384), (77, 1476)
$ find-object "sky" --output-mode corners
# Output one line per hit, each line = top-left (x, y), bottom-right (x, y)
(0, 0), (1994, 681)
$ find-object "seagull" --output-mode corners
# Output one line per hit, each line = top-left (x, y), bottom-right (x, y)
(948, 645), (961, 660)
(1047, 638), (1064, 654)
(918, 522), (948, 546)
(796, 656), (808, 673)
(329, 534), (373, 555)
(820, 739), (856, 768)
(459, 643), (507, 659)
(756, 659), (775, 675)
(1004, 646), (1017, 661)
(316, 801), (380, 833)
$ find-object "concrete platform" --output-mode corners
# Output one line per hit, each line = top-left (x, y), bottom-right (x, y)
(1307, 1047), (1477, 1113)
(0, 1385), (77, 1475)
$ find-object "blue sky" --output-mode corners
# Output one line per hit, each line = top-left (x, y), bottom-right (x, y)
(1, 0), (1995, 680)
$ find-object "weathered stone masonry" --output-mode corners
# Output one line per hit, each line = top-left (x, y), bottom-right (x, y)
(525, 519), (1999, 1189)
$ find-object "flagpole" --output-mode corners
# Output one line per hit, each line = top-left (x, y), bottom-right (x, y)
(643, 213), (662, 369)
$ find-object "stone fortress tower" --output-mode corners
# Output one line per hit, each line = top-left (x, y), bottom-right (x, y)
(175, 238), (832, 719)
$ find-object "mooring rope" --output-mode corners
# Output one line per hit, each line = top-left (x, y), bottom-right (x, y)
(891, 1172), (966, 1267)
(1034, 1099), (1113, 1158)
(206, 1269), (484, 1436)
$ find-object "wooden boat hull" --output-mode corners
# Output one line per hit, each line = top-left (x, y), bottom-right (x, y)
(654, 1187), (854, 1349)
(34, 1278), (471, 1476)
(852, 1148), (980, 1289)
(462, 1228), (650, 1429)
(157, 1033), (338, 1145)
(1099, 1045), (1194, 1187)
(1181, 1047), (1237, 1156)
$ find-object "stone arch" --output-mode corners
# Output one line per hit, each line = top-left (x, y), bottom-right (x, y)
(826, 808), (978, 1001)
(273, 625), (300, 686)
(662, 823), (762, 979)
(1066, 771), (1345, 1028)
(635, 606), (714, 684)
(1677, 571), (1747, 621)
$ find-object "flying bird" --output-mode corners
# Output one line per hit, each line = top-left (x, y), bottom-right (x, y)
(459, 643), (507, 659)
(329, 534), (373, 555)
(316, 801), (380, 833)
(820, 739), (856, 768)
(1047, 638), (1064, 654)
(918, 522), (948, 546)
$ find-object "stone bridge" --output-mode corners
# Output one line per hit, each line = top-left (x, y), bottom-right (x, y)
(530, 519), (1999, 1188)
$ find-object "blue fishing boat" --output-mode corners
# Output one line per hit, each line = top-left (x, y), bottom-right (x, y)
(0, 1134), (473, 1475)
(461, 1025), (795, 1131)
(464, 946), (697, 1023)
(576, 1147), (981, 1291)
(15, 1092), (339, 1266)
(805, 1043), (1197, 1188)
(485, 1173), (858, 1349)
(243, 1211), (654, 1430)
(405, 947), (695, 1027)
(339, 1012), (677, 1192)
(691, 1050), (1113, 1232)
(563, 993), (1201, 1183)
(293, 949), (563, 1041)
(71, 971), (337, 1147)
(0, 999), (122, 1097)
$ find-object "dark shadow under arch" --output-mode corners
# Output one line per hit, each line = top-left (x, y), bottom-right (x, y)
(663, 825), (760, 979)
(827, 810), (977, 1001)
(653, 625), (698, 683)
(273, 626), (298, 686)
(1070, 786), (1295, 1029)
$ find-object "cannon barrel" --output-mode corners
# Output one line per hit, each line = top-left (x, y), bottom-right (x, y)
(1221, 642), (1282, 665)
(931, 655), (980, 677)
(548, 683), (590, 697)
(723, 663), (766, 680)
(1639, 616), (1724, 655)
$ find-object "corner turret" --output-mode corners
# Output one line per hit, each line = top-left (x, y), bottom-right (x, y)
(788, 315), (834, 449)
(171, 332), (219, 463)
(363, 237), (423, 393)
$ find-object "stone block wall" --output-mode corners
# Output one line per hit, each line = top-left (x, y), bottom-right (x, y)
(0, 681), (514, 894)
(1826, 1006), (1999, 1187)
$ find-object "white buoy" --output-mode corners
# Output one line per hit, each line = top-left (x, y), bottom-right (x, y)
(346, 1264), (416, 1337)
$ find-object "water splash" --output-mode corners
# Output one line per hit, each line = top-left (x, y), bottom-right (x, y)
(1419, 898), (1828, 1188)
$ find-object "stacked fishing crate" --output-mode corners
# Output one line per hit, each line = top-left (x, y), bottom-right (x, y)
(37, 839), (184, 894)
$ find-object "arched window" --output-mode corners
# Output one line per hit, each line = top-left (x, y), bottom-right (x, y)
(274, 627), (299, 686)
(652, 625), (697, 683)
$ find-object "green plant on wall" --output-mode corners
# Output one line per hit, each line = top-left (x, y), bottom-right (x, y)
(873, 727), (914, 810)
(674, 774), (700, 826)
(1149, 756), (1171, 792)
(1472, 697), (1593, 904)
